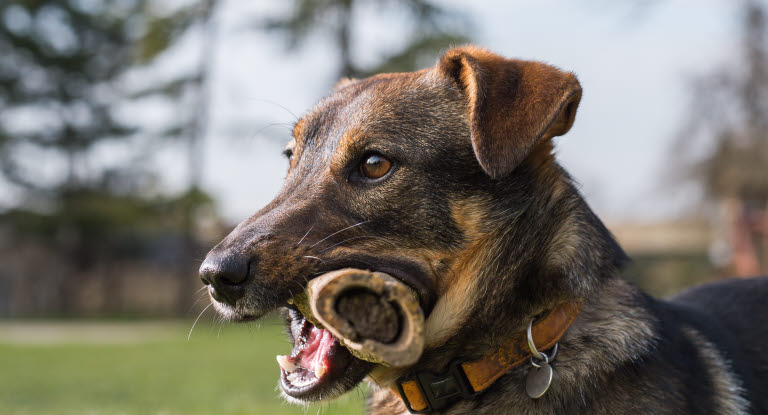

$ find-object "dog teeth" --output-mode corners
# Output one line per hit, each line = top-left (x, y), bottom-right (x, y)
(314, 363), (327, 379)
(287, 371), (313, 387)
(276, 355), (297, 372)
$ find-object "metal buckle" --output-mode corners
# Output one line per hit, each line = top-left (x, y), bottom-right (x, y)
(396, 360), (478, 414)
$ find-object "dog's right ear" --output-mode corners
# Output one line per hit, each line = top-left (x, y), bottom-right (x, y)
(437, 47), (582, 178)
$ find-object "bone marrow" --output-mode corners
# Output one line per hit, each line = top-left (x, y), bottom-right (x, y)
(335, 288), (402, 343)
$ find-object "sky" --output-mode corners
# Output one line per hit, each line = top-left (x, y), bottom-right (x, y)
(153, 0), (743, 224)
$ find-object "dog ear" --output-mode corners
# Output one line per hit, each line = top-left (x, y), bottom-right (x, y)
(437, 47), (582, 178)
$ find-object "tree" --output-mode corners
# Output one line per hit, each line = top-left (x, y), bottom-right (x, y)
(261, 0), (471, 79)
(0, 0), (220, 314)
(675, 0), (768, 275)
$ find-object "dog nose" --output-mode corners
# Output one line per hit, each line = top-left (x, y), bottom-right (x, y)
(199, 252), (248, 305)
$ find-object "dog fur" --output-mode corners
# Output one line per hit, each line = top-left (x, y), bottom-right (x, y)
(200, 46), (768, 414)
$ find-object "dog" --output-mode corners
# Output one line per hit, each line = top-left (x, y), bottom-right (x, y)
(199, 46), (768, 414)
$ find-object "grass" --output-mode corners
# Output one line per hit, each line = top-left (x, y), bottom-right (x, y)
(0, 318), (368, 415)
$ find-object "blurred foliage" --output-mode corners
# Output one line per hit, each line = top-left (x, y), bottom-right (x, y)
(137, 4), (201, 63)
(1, 187), (213, 254)
(0, 0), (221, 315)
(261, 0), (471, 78)
(672, 1), (768, 276)
(0, 0), (212, 196)
(676, 0), (768, 202)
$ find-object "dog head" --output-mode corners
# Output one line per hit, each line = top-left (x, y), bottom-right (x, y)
(199, 46), (597, 402)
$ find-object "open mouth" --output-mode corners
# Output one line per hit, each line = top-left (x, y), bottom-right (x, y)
(278, 307), (373, 401)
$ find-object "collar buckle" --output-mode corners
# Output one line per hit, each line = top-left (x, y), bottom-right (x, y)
(396, 360), (478, 414)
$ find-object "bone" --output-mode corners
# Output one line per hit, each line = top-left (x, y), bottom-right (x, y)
(303, 268), (425, 367)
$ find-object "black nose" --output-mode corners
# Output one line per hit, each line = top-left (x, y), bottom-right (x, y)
(199, 252), (249, 305)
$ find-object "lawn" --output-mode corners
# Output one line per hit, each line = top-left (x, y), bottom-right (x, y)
(0, 319), (368, 415)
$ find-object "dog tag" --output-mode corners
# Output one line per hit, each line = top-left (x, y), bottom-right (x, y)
(525, 361), (553, 399)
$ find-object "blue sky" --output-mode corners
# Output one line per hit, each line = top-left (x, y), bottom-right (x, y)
(155, 0), (743, 224)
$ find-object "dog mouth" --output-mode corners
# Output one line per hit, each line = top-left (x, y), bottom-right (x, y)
(211, 257), (434, 400)
(278, 307), (373, 401)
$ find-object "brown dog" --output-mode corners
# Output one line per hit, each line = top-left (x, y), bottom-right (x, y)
(199, 46), (768, 414)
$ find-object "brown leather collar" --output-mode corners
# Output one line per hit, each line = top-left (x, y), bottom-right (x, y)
(393, 302), (582, 413)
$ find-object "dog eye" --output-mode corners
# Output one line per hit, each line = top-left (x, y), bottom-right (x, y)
(359, 154), (391, 180)
(283, 149), (294, 161)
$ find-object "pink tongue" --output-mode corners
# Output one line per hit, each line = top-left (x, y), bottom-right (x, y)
(297, 326), (335, 373)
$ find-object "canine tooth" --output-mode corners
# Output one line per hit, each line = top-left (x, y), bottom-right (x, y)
(314, 364), (327, 379)
(276, 355), (297, 372)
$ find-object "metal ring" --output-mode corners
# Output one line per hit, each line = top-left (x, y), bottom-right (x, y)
(548, 343), (559, 361)
(526, 319), (545, 360)
(529, 352), (549, 368)
(529, 343), (558, 367)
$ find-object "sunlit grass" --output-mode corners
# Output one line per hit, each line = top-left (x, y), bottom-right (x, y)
(0, 319), (368, 415)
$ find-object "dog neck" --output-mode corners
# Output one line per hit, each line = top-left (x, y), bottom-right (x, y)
(368, 279), (656, 414)
(368, 159), (633, 413)
(430, 159), (629, 355)
(393, 302), (583, 413)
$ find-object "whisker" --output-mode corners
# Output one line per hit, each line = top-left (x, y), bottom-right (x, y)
(289, 279), (309, 299)
(249, 98), (300, 121)
(253, 122), (294, 138)
(303, 255), (327, 264)
(187, 291), (210, 313)
(318, 235), (400, 253)
(188, 304), (212, 341)
(295, 223), (316, 247)
(309, 220), (370, 248)
(217, 320), (225, 338)
(209, 314), (223, 335)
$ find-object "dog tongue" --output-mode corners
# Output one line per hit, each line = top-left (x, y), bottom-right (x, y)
(277, 325), (335, 379)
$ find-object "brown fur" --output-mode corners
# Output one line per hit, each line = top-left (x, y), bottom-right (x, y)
(200, 46), (768, 414)
(438, 46), (581, 178)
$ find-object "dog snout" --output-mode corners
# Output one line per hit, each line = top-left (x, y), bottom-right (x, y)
(199, 251), (249, 305)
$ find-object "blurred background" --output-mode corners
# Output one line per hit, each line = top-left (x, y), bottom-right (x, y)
(1, 0), (767, 414)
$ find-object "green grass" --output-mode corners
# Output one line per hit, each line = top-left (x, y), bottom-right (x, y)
(0, 319), (368, 415)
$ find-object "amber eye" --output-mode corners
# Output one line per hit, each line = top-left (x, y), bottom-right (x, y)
(359, 154), (392, 180)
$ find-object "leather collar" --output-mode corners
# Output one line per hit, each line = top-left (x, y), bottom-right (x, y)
(393, 302), (582, 413)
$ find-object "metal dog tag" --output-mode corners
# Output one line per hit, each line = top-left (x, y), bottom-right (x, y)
(525, 361), (553, 399)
